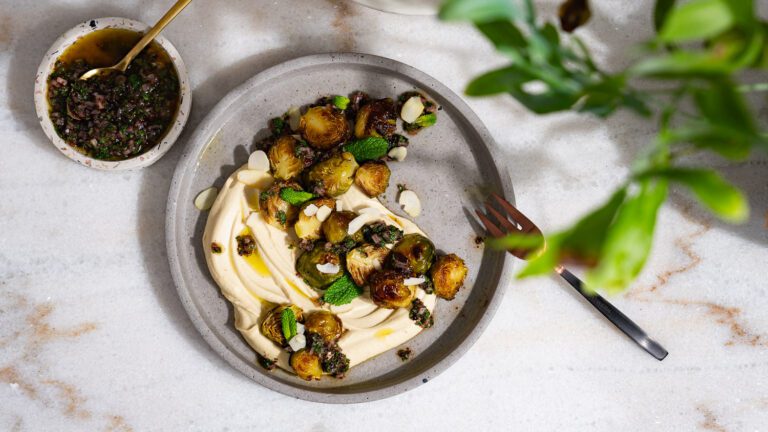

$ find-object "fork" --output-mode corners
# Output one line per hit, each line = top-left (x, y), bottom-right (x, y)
(475, 194), (668, 361)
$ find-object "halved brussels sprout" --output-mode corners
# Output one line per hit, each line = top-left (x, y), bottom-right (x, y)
(260, 304), (304, 347)
(354, 99), (397, 138)
(296, 245), (345, 289)
(368, 269), (416, 309)
(430, 254), (468, 300)
(387, 234), (435, 275)
(304, 311), (343, 343)
(268, 136), (304, 180)
(295, 198), (335, 240)
(259, 180), (302, 230)
(305, 152), (359, 197)
(290, 349), (323, 381)
(355, 161), (390, 197)
(322, 211), (364, 245)
(299, 106), (349, 150)
(346, 244), (389, 286)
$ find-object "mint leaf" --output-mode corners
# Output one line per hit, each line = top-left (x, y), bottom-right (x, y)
(281, 308), (297, 340)
(323, 274), (362, 306)
(343, 137), (389, 162)
(279, 188), (315, 206)
(332, 95), (350, 110)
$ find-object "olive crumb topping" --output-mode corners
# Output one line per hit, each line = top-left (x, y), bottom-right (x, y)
(211, 242), (222, 254)
(409, 299), (434, 329)
(256, 353), (277, 371)
(397, 348), (412, 362)
(236, 234), (256, 256)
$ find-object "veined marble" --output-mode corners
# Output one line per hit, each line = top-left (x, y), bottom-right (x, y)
(1, 0), (766, 430)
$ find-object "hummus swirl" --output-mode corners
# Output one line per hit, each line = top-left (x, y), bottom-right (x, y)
(203, 166), (436, 374)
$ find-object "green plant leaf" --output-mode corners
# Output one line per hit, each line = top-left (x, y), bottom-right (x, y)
(475, 20), (526, 54)
(629, 51), (734, 77)
(723, 0), (755, 27)
(439, 0), (518, 22)
(694, 79), (755, 132)
(279, 188), (316, 206)
(658, 0), (734, 42)
(343, 137), (389, 162)
(485, 232), (545, 251)
(654, 0), (677, 31)
(466, 65), (531, 96)
(586, 180), (668, 293)
(323, 274), (363, 306)
(281, 308), (297, 340)
(640, 168), (748, 222)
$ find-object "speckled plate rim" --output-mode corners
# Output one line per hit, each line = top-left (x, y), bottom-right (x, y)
(166, 53), (515, 403)
(33, 17), (192, 170)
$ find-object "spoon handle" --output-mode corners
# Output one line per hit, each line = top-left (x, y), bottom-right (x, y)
(117, 0), (192, 70)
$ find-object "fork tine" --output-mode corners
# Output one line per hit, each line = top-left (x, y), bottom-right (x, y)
(491, 193), (538, 232)
(484, 201), (520, 233)
(474, 209), (505, 238)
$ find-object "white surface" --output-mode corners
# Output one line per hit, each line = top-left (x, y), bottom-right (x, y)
(1, 0), (767, 430)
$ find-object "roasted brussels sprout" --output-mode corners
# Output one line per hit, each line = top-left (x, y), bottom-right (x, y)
(304, 311), (343, 343)
(290, 349), (323, 381)
(296, 245), (345, 289)
(354, 99), (397, 139)
(368, 269), (416, 309)
(305, 152), (359, 197)
(346, 244), (389, 286)
(260, 304), (304, 347)
(387, 234), (435, 275)
(268, 135), (304, 180)
(430, 254), (468, 300)
(294, 198), (335, 240)
(299, 106), (349, 150)
(355, 161), (390, 197)
(259, 180), (302, 229)
(322, 211), (365, 245)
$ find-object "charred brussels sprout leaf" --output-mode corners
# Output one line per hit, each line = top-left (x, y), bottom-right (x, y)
(343, 137), (390, 162)
(368, 269), (416, 309)
(346, 244), (390, 286)
(322, 273), (363, 306)
(296, 245), (345, 290)
(354, 99), (397, 138)
(268, 136), (304, 180)
(322, 211), (365, 245)
(355, 161), (391, 197)
(388, 234), (436, 275)
(279, 187), (316, 206)
(261, 304), (304, 347)
(290, 349), (323, 381)
(259, 180), (301, 229)
(304, 311), (344, 343)
(430, 254), (468, 300)
(300, 106), (350, 150)
(305, 152), (359, 197)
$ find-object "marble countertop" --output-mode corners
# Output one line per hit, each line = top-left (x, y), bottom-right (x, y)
(1, 0), (767, 430)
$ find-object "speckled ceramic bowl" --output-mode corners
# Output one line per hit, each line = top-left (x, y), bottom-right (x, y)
(350, 0), (439, 15)
(33, 17), (191, 170)
(167, 53), (515, 403)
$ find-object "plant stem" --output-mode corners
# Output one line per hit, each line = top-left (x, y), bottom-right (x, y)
(737, 83), (768, 93)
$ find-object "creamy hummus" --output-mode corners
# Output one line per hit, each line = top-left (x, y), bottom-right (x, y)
(203, 165), (436, 374)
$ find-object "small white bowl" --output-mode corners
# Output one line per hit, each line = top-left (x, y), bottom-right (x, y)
(34, 17), (191, 170)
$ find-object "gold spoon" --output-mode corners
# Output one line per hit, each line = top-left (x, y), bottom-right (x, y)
(79, 0), (192, 80)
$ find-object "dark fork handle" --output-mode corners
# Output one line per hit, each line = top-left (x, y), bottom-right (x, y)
(557, 267), (668, 361)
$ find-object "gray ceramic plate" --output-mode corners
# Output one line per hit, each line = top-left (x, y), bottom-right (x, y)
(166, 53), (514, 403)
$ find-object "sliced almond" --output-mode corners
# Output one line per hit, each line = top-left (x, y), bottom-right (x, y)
(404, 276), (426, 286)
(288, 333), (306, 352)
(236, 169), (271, 188)
(347, 212), (374, 235)
(248, 150), (270, 171)
(388, 146), (407, 162)
(398, 189), (421, 217)
(316, 205), (333, 222)
(316, 262), (340, 274)
(336, 200), (343, 212)
(287, 107), (301, 131)
(194, 187), (218, 211)
(303, 203), (319, 217)
(401, 96), (425, 123)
